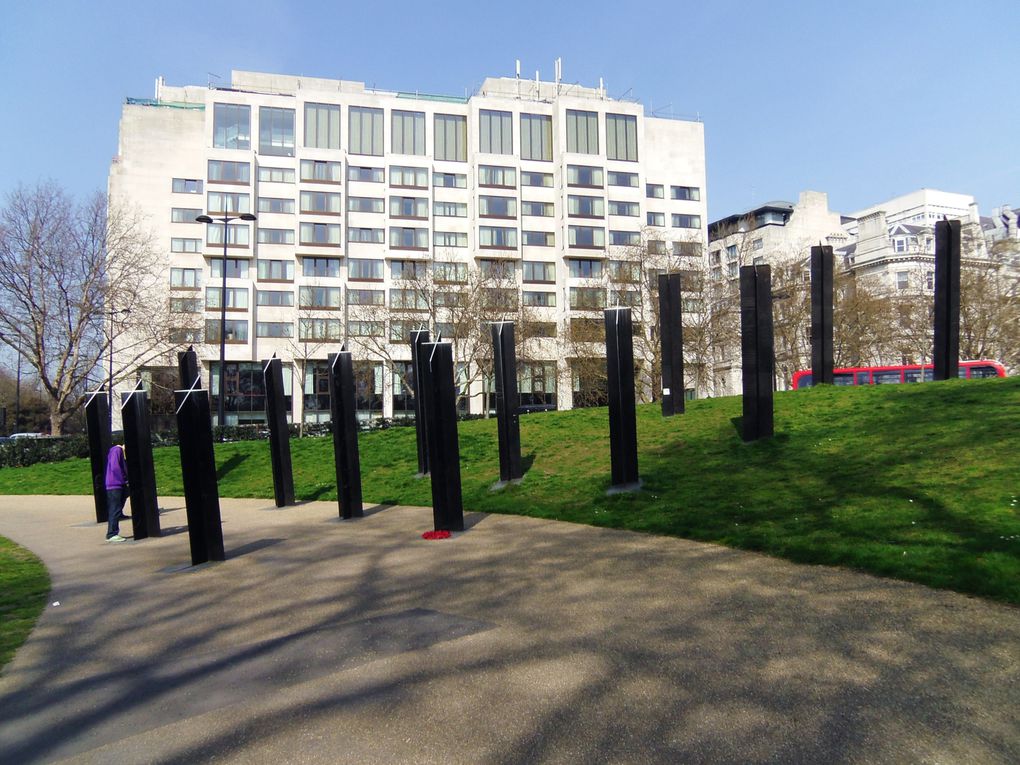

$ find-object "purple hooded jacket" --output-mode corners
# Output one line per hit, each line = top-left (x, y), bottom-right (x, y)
(105, 445), (129, 490)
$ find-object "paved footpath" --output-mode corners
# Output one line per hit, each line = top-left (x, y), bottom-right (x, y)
(0, 495), (1017, 764)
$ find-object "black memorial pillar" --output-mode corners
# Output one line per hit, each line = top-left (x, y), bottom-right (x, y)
(84, 389), (111, 523)
(328, 350), (364, 519)
(175, 386), (225, 564)
(491, 321), (523, 482)
(657, 272), (686, 416)
(262, 356), (295, 507)
(177, 345), (200, 390)
(605, 307), (640, 488)
(121, 382), (161, 539)
(410, 328), (431, 476)
(740, 264), (775, 441)
(421, 341), (464, 531)
(810, 245), (835, 386)
(933, 219), (962, 381)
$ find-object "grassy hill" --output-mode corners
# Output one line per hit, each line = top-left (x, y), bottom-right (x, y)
(2, 378), (1018, 604)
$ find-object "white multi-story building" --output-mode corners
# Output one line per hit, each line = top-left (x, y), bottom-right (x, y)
(109, 69), (706, 425)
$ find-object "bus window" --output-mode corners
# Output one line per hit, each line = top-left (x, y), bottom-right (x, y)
(799, 374), (813, 388)
(856, 371), (870, 385)
(923, 368), (933, 382)
(904, 369), (922, 383)
(873, 370), (902, 384)
(968, 365), (1000, 378)
(833, 373), (854, 385)
(957, 368), (967, 378)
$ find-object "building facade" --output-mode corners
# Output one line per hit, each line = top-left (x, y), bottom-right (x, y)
(110, 70), (707, 425)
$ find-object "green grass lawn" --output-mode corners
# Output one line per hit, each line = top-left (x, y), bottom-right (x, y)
(2, 377), (1019, 604)
(0, 536), (50, 670)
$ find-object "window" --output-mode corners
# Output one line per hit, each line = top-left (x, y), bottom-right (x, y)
(610, 230), (640, 246)
(522, 231), (554, 246)
(567, 165), (604, 188)
(348, 227), (385, 243)
(391, 288), (429, 310)
(479, 165), (516, 188)
(256, 322), (293, 338)
(434, 114), (467, 162)
(258, 166), (295, 184)
(390, 227), (428, 249)
(304, 102), (340, 149)
(256, 290), (294, 306)
(646, 183), (664, 199)
(170, 267), (200, 288)
(257, 259), (294, 281)
(611, 288), (641, 306)
(434, 231), (468, 247)
(670, 185), (700, 201)
(258, 197), (295, 214)
(568, 226), (605, 248)
(353, 361), (384, 417)
(434, 261), (467, 283)
(391, 360), (415, 412)
(520, 113), (552, 161)
(434, 171), (467, 188)
(894, 237), (908, 253)
(170, 297), (202, 313)
(300, 160), (342, 183)
(299, 318), (342, 341)
(207, 192), (250, 214)
(300, 191), (342, 214)
(523, 261), (555, 283)
(258, 107), (295, 156)
(605, 113), (638, 161)
(209, 259), (249, 278)
(348, 165), (384, 183)
(389, 196), (428, 219)
(568, 195), (605, 218)
(649, 240), (667, 255)
(726, 244), (737, 259)
(208, 160), (250, 184)
(391, 109), (425, 155)
(172, 178), (202, 194)
(896, 271), (909, 290)
(672, 214), (701, 229)
(299, 286), (342, 309)
(751, 238), (763, 250)
(348, 258), (385, 280)
(171, 237), (201, 253)
(481, 287), (519, 310)
(435, 292), (464, 308)
(522, 291), (556, 307)
(609, 260), (641, 282)
(479, 109), (513, 154)
(479, 226), (518, 248)
(568, 259), (603, 278)
(647, 212), (665, 227)
(349, 320), (385, 338)
(349, 196), (384, 213)
(213, 103), (250, 149)
(389, 166), (428, 188)
(925, 271), (934, 290)
(479, 259), (515, 279)
(521, 171), (553, 187)
(349, 106), (384, 155)
(521, 201), (553, 217)
(171, 207), (202, 223)
(391, 260), (427, 280)
(302, 257), (341, 277)
(566, 109), (599, 154)
(673, 241), (701, 258)
(390, 322), (415, 343)
(210, 361), (290, 422)
(257, 228), (294, 245)
(479, 196), (517, 218)
(299, 222), (341, 245)
(609, 201), (639, 217)
(570, 287), (606, 310)
(205, 319), (249, 343)
(608, 171), (638, 188)
(518, 361), (557, 407)
(434, 200), (467, 217)
(346, 289), (384, 306)
(206, 223), (250, 246)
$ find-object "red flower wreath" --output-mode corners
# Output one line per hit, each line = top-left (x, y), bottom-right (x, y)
(422, 530), (452, 540)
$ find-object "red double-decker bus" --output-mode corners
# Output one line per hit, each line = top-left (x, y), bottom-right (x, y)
(792, 360), (1006, 389)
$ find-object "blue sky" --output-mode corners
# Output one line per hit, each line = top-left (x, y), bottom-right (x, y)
(1, 0), (1016, 220)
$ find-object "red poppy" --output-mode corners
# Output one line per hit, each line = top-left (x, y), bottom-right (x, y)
(422, 530), (452, 540)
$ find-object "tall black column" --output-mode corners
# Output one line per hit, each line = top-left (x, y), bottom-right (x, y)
(810, 245), (835, 385)
(491, 321), (522, 482)
(605, 307), (640, 488)
(175, 387), (225, 565)
(328, 350), (363, 519)
(84, 389), (110, 523)
(421, 341), (464, 531)
(177, 345), (200, 390)
(262, 356), (295, 507)
(410, 328), (431, 476)
(121, 382), (161, 539)
(740, 265), (775, 441)
(657, 272), (686, 416)
(933, 219), (962, 381)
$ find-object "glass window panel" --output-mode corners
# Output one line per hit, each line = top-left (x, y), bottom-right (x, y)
(348, 165), (384, 183)
(520, 113), (552, 161)
(391, 110), (426, 155)
(213, 103), (251, 149)
(258, 106), (295, 157)
(257, 167), (295, 183)
(304, 102), (341, 149)
(566, 109), (599, 154)
(208, 160), (250, 184)
(479, 109), (513, 154)
(257, 259), (295, 281)
(349, 106), (384, 156)
(606, 113), (638, 161)
(434, 114), (467, 162)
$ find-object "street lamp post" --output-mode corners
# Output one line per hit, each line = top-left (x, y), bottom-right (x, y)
(195, 211), (257, 430)
(108, 308), (131, 425)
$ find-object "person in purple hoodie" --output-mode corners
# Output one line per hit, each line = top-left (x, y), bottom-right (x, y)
(105, 444), (131, 542)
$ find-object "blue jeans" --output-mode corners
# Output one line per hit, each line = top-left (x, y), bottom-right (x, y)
(106, 488), (128, 539)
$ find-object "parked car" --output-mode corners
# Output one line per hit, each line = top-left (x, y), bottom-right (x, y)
(9, 433), (45, 439)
